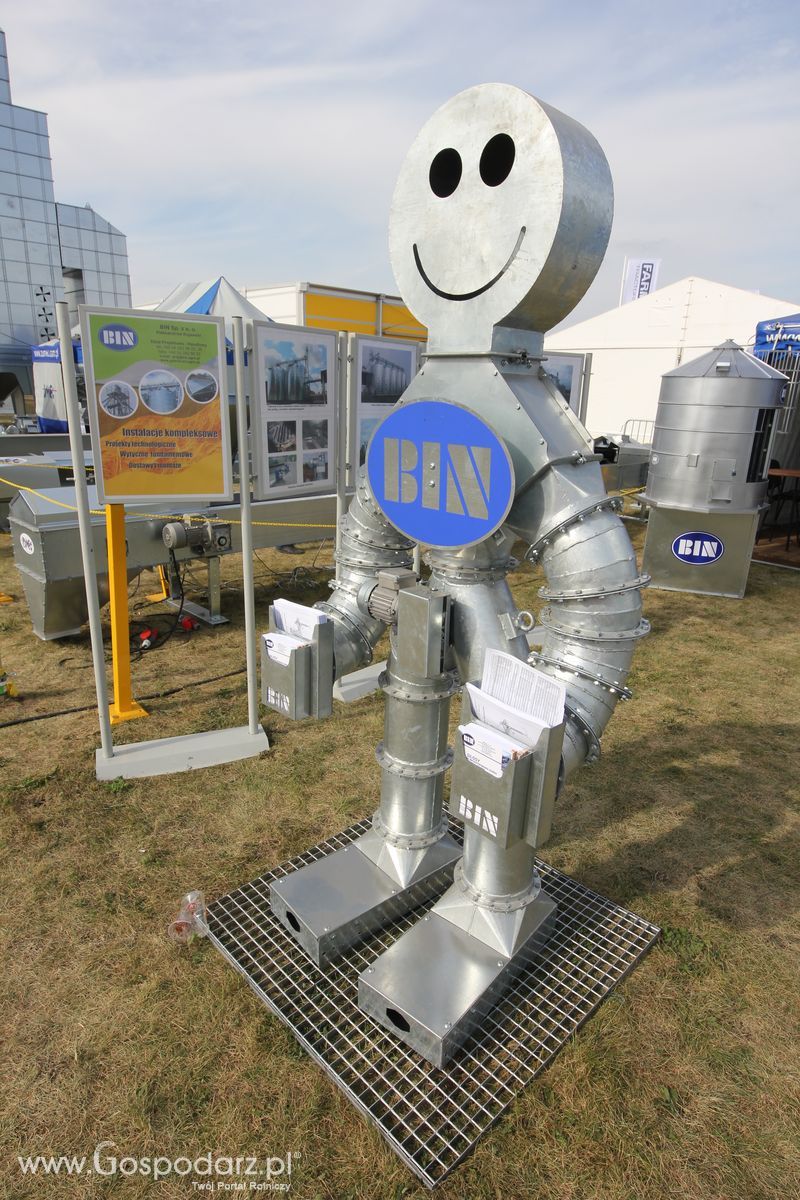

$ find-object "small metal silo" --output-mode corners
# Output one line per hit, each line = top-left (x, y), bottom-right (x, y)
(642, 339), (787, 597)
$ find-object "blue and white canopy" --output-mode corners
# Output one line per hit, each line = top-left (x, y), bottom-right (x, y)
(755, 312), (800, 355)
(154, 276), (270, 344)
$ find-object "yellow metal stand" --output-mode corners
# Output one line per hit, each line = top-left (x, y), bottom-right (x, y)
(106, 503), (148, 724)
(0, 648), (17, 698)
(147, 565), (170, 603)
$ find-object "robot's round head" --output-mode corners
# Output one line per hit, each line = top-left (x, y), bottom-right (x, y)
(389, 83), (613, 352)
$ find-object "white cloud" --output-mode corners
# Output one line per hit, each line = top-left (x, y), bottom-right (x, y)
(3, 1), (798, 318)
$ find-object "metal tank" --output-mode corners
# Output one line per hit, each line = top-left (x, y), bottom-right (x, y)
(642, 340), (787, 598)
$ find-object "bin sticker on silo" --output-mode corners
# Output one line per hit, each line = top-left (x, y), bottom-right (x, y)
(671, 532), (725, 565)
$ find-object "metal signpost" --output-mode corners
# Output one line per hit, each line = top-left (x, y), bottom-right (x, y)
(74, 304), (268, 779)
(232, 316), (260, 740)
(56, 301), (114, 761)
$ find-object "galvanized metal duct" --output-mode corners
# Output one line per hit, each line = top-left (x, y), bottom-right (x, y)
(315, 470), (414, 678)
(324, 454), (647, 780)
(495, 460), (643, 778)
(426, 529), (531, 683)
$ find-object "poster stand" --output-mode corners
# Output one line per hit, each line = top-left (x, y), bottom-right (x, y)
(60, 301), (268, 780)
(58, 301), (114, 763)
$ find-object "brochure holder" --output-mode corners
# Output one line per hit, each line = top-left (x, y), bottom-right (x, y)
(448, 687), (565, 851)
(261, 604), (334, 721)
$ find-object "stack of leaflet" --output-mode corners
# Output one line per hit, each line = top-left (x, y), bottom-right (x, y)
(460, 649), (566, 778)
(263, 598), (328, 665)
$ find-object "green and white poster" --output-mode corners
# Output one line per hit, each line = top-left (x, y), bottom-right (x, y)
(81, 307), (232, 504)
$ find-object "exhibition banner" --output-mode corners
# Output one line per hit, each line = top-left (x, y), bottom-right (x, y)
(81, 307), (232, 504)
(620, 257), (661, 304)
(251, 321), (337, 501)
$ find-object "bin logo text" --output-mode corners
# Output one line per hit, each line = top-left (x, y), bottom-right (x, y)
(367, 399), (514, 548)
(458, 794), (499, 837)
(671, 532), (725, 565)
(98, 324), (138, 350)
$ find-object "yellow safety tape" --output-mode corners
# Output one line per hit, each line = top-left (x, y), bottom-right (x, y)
(0, 475), (337, 529)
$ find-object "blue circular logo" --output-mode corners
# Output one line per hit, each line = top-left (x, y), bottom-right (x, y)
(98, 323), (138, 351)
(366, 399), (515, 548)
(671, 532), (725, 565)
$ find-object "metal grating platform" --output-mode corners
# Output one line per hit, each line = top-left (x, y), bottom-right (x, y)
(206, 820), (660, 1188)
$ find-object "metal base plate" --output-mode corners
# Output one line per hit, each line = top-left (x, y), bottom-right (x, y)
(206, 820), (660, 1188)
(269, 832), (460, 966)
(359, 896), (557, 1067)
(95, 725), (269, 780)
(166, 597), (230, 626)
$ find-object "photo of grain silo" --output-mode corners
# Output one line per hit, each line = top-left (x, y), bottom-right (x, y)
(360, 344), (413, 404)
(99, 379), (138, 419)
(267, 420), (297, 453)
(263, 337), (328, 407)
(139, 369), (184, 415)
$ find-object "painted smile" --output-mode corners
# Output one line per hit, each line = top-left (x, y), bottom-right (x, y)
(413, 226), (526, 301)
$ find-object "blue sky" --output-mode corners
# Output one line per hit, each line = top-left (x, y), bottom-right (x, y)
(4, 1), (799, 327)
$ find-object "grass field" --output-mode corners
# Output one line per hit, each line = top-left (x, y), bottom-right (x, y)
(1, 525), (798, 1199)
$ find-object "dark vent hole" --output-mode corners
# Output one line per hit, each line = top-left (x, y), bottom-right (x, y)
(479, 133), (515, 187)
(429, 148), (462, 198)
(285, 911), (301, 932)
(386, 1008), (411, 1032)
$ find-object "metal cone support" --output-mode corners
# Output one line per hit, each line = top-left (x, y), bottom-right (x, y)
(269, 577), (461, 965)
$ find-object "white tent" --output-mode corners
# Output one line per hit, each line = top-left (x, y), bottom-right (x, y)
(154, 277), (270, 342)
(545, 277), (800, 437)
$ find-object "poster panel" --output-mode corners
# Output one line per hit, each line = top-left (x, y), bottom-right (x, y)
(251, 321), (337, 501)
(353, 336), (420, 470)
(80, 307), (232, 505)
(541, 352), (586, 416)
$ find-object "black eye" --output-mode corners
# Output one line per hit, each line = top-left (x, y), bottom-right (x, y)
(479, 133), (515, 187)
(429, 147), (462, 197)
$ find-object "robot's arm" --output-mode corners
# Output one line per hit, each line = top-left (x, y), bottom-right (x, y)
(261, 467), (414, 721)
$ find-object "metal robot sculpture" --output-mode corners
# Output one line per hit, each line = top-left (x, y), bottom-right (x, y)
(266, 83), (648, 1066)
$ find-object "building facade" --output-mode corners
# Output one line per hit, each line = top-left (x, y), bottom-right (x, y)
(0, 29), (131, 405)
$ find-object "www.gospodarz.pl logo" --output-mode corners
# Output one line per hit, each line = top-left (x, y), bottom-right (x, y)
(17, 1142), (299, 1190)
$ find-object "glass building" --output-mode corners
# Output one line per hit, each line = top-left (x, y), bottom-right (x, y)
(0, 28), (131, 406)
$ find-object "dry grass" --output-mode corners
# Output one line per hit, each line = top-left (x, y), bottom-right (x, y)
(1, 525), (799, 1200)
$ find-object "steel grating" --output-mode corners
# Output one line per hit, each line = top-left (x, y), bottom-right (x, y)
(205, 819), (660, 1188)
